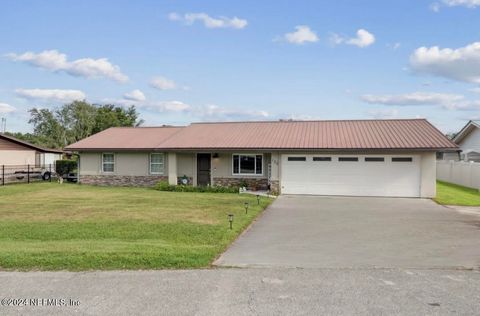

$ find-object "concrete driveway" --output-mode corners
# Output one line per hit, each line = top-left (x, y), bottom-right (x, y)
(215, 195), (480, 269)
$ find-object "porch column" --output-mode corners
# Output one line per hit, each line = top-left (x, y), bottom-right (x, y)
(168, 152), (177, 185)
(270, 152), (280, 194)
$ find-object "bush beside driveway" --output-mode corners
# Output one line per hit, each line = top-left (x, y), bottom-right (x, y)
(0, 183), (272, 270)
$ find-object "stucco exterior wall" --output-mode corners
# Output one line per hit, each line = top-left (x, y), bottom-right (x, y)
(0, 150), (36, 165)
(420, 152), (436, 198)
(79, 152), (168, 176)
(177, 153), (195, 178)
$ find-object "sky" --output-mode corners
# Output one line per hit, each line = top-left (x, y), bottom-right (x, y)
(1, 0), (480, 134)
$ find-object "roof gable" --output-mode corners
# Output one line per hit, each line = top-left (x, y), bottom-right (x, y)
(453, 120), (480, 144)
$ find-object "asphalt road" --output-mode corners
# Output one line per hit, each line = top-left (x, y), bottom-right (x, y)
(1, 268), (480, 315)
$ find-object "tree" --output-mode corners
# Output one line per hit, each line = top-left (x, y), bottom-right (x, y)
(24, 101), (142, 149)
(29, 108), (65, 148)
(93, 104), (143, 134)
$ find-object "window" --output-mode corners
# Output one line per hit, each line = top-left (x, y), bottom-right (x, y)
(233, 154), (263, 175)
(313, 157), (331, 161)
(288, 157), (306, 161)
(339, 157), (358, 162)
(365, 157), (384, 162)
(150, 153), (165, 174)
(392, 157), (413, 162)
(102, 153), (115, 172)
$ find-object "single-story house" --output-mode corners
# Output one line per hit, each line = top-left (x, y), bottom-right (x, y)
(65, 119), (457, 198)
(443, 120), (480, 162)
(0, 133), (63, 166)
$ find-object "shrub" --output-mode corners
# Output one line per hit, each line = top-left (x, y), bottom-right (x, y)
(154, 180), (239, 193)
(55, 159), (77, 176)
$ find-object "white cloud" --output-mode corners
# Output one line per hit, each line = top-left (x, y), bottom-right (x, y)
(144, 100), (191, 112)
(131, 98), (268, 120)
(150, 76), (177, 90)
(107, 90), (269, 120)
(443, 0), (480, 8)
(0, 103), (16, 113)
(279, 114), (322, 121)
(361, 92), (464, 106)
(15, 88), (86, 103)
(196, 104), (269, 120)
(123, 89), (146, 102)
(410, 42), (480, 83)
(430, 0), (480, 12)
(6, 50), (128, 83)
(361, 91), (480, 111)
(440, 99), (480, 110)
(169, 12), (247, 29)
(282, 25), (319, 45)
(331, 29), (375, 48)
(469, 87), (480, 93)
(367, 109), (399, 119)
(347, 29), (376, 47)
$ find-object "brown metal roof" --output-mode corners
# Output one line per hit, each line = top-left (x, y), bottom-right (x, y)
(65, 126), (183, 151)
(0, 133), (64, 153)
(65, 119), (458, 151)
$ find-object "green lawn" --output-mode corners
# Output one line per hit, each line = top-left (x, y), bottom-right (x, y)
(0, 183), (272, 270)
(434, 181), (480, 206)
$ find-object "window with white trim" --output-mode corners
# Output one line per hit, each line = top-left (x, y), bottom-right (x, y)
(102, 153), (115, 173)
(150, 153), (165, 174)
(233, 154), (263, 175)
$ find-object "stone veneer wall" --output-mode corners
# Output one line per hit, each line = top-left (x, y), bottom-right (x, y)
(213, 177), (269, 190)
(269, 180), (280, 195)
(80, 175), (167, 187)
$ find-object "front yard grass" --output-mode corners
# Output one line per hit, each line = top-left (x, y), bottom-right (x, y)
(0, 183), (272, 270)
(434, 180), (480, 206)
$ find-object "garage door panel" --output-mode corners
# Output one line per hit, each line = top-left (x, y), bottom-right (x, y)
(281, 155), (420, 197)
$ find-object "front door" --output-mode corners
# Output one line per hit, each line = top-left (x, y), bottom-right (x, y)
(197, 154), (211, 186)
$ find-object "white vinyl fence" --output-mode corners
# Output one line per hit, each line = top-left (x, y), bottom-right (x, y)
(437, 160), (480, 189)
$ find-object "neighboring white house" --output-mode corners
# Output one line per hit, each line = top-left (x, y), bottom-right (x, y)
(0, 133), (63, 166)
(447, 120), (480, 162)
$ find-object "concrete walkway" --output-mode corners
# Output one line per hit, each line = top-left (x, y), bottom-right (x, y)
(215, 195), (480, 269)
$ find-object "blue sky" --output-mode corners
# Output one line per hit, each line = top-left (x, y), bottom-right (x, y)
(1, 0), (480, 133)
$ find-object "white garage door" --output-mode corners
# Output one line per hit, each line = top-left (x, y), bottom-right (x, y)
(281, 154), (421, 197)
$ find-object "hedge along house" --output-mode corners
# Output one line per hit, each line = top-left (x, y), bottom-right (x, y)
(65, 119), (458, 198)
